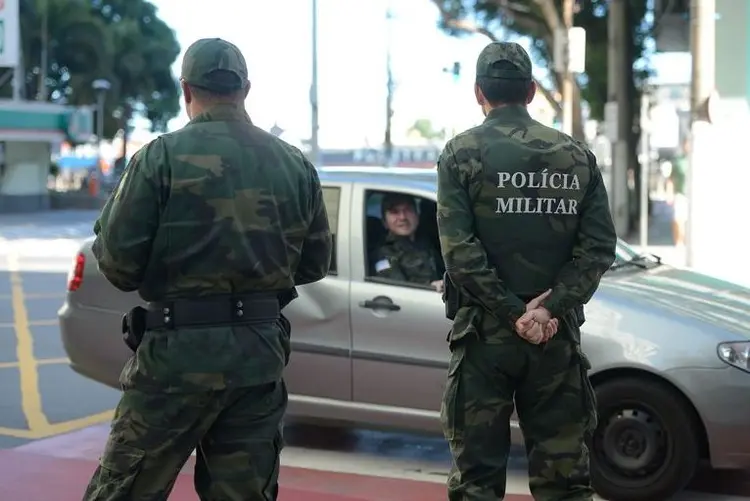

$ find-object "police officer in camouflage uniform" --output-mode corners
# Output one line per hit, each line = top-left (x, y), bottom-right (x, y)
(437, 42), (617, 500)
(372, 192), (444, 291)
(83, 38), (332, 501)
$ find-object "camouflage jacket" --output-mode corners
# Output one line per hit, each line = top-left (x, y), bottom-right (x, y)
(373, 233), (443, 285)
(92, 104), (332, 390)
(437, 105), (616, 336)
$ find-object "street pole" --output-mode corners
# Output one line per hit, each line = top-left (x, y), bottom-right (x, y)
(92, 79), (111, 184)
(561, 0), (574, 135)
(639, 88), (650, 249)
(686, 0), (715, 268)
(96, 92), (105, 157)
(606, 0), (630, 236)
(384, 5), (395, 167)
(12, 15), (23, 100)
(310, 0), (321, 167)
(37, 0), (49, 101)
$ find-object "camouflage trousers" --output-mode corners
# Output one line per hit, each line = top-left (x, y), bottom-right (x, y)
(441, 325), (597, 501)
(83, 380), (287, 501)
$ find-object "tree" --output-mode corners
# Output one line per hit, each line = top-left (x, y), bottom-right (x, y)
(431, 0), (653, 233)
(409, 118), (446, 141)
(431, 0), (650, 131)
(12, 0), (110, 101)
(3, 0), (180, 147)
(91, 0), (182, 150)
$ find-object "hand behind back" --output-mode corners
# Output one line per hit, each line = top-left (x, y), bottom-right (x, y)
(515, 289), (558, 344)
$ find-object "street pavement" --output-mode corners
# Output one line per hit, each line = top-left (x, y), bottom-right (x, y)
(0, 209), (748, 499)
(0, 210), (118, 450)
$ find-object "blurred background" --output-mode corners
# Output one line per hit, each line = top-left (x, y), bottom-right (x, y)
(1, 3), (750, 500)
(0, 0), (739, 281)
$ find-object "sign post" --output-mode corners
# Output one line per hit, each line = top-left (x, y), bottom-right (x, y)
(0, 0), (20, 99)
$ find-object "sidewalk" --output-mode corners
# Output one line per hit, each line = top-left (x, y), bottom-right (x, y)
(626, 199), (750, 287)
(1, 424), (748, 500)
(0, 426), (520, 501)
(624, 198), (686, 266)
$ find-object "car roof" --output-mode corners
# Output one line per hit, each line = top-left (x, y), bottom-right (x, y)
(317, 166), (437, 193)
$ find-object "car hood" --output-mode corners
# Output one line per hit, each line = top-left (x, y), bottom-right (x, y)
(600, 265), (750, 338)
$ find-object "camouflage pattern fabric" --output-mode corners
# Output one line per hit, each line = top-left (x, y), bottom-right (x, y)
(475, 41), (532, 80)
(437, 103), (617, 342)
(83, 381), (286, 501)
(442, 318), (598, 500)
(372, 233), (443, 284)
(436, 41), (617, 500)
(181, 37), (249, 94)
(86, 37), (332, 501)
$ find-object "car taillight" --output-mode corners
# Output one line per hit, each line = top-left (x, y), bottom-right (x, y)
(67, 252), (85, 291)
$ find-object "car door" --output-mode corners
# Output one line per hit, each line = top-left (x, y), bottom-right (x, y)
(349, 182), (451, 413)
(284, 181), (352, 402)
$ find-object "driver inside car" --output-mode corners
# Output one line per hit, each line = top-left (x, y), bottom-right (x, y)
(372, 193), (444, 292)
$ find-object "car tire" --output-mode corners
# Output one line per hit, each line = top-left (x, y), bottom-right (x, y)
(591, 377), (701, 501)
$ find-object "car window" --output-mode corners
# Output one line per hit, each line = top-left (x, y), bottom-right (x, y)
(322, 186), (340, 274)
(613, 238), (641, 265)
(363, 189), (442, 288)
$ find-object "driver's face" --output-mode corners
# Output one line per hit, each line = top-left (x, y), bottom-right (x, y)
(384, 202), (418, 237)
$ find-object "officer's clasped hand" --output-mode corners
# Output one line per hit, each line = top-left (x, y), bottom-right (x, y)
(515, 289), (558, 344)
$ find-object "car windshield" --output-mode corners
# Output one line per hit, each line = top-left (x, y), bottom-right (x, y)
(615, 239), (640, 262)
(611, 239), (661, 270)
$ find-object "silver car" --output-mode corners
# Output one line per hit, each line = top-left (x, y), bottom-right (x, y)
(59, 166), (750, 501)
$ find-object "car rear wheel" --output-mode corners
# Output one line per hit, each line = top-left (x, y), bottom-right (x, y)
(591, 377), (700, 501)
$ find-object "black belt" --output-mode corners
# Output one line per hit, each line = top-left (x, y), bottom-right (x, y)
(145, 294), (280, 330)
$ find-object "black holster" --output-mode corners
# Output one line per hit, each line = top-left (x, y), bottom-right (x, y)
(574, 304), (586, 327)
(278, 287), (298, 310)
(122, 306), (147, 352)
(442, 272), (461, 320)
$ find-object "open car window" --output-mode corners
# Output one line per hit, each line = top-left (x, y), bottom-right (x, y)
(363, 189), (443, 288)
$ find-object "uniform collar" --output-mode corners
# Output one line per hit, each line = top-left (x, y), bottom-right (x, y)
(484, 104), (532, 123)
(387, 232), (412, 242)
(386, 233), (420, 246)
(188, 103), (252, 125)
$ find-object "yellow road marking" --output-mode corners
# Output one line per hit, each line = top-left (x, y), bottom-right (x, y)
(0, 357), (69, 369)
(0, 319), (58, 328)
(40, 410), (115, 437)
(0, 410), (114, 440)
(0, 427), (38, 439)
(1, 254), (115, 440)
(9, 254), (51, 431)
(0, 293), (65, 300)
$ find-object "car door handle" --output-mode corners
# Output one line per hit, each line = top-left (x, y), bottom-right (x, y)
(359, 296), (401, 311)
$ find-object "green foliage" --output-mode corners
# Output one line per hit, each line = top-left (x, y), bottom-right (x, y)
(433, 0), (652, 120)
(3, 0), (180, 138)
(409, 118), (446, 140)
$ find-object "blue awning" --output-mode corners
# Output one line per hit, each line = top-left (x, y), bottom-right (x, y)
(56, 156), (98, 170)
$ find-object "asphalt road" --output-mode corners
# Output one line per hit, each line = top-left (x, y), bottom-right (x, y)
(0, 220), (120, 450)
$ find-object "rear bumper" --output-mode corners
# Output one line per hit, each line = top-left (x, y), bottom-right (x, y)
(58, 300), (129, 390)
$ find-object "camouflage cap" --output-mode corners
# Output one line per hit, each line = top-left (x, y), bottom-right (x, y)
(382, 193), (416, 216)
(476, 42), (532, 80)
(181, 38), (249, 93)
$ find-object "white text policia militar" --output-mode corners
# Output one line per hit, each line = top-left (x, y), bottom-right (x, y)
(495, 170), (582, 215)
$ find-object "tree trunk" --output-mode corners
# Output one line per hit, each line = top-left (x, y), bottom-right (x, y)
(531, 0), (586, 140)
(572, 84), (585, 140)
(120, 104), (132, 160)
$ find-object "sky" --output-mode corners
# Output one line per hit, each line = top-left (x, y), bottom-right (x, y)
(144, 0), (690, 148)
